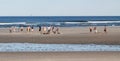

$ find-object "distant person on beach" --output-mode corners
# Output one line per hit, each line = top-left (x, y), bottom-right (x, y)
(89, 27), (92, 32)
(52, 27), (56, 34)
(51, 26), (55, 34)
(39, 26), (41, 32)
(20, 26), (24, 31)
(13, 26), (16, 32)
(52, 26), (60, 34)
(38, 26), (42, 34)
(47, 26), (51, 34)
(26, 27), (28, 32)
(56, 27), (60, 34)
(9, 27), (12, 33)
(94, 27), (98, 33)
(27, 26), (31, 32)
(16, 27), (19, 32)
(104, 26), (107, 33)
(43, 26), (47, 34)
(31, 26), (34, 32)
(28, 26), (31, 32)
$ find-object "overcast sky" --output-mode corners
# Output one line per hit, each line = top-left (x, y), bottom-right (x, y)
(0, 0), (120, 16)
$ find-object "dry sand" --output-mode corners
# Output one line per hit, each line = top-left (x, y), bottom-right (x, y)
(0, 52), (120, 61)
(0, 26), (120, 44)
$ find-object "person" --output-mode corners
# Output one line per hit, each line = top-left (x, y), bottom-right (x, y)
(26, 26), (28, 32)
(47, 26), (51, 34)
(20, 26), (24, 31)
(93, 27), (98, 33)
(89, 27), (92, 32)
(39, 26), (41, 32)
(51, 26), (54, 31)
(26, 26), (29, 32)
(38, 26), (42, 34)
(51, 26), (55, 34)
(27, 26), (31, 32)
(56, 27), (60, 34)
(31, 26), (34, 32)
(52, 26), (60, 34)
(9, 27), (12, 33)
(13, 26), (16, 32)
(104, 26), (107, 33)
(43, 26), (47, 34)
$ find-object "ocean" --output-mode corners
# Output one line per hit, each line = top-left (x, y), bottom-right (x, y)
(0, 16), (120, 27)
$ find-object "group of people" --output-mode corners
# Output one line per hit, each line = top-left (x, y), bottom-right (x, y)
(41, 26), (60, 34)
(89, 26), (107, 33)
(9, 26), (60, 34)
(9, 26), (107, 34)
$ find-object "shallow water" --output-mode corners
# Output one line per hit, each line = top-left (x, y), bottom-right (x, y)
(0, 43), (120, 52)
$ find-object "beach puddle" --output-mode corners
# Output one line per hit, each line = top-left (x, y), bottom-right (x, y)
(0, 43), (120, 52)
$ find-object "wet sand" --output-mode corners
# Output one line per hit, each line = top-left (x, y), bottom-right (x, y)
(0, 52), (120, 61)
(0, 26), (120, 44)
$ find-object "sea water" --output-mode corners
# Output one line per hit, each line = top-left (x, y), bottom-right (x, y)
(0, 43), (120, 52)
(0, 16), (120, 27)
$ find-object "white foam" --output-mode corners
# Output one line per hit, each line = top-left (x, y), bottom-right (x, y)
(0, 43), (120, 52)
(0, 22), (26, 25)
(88, 21), (120, 23)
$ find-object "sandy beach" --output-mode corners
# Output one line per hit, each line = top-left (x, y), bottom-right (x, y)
(0, 26), (120, 44)
(0, 27), (120, 61)
(0, 52), (119, 61)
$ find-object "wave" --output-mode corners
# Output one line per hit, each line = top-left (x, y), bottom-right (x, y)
(0, 21), (120, 27)
(88, 21), (120, 23)
(0, 22), (26, 25)
(0, 21), (120, 25)
(64, 21), (120, 24)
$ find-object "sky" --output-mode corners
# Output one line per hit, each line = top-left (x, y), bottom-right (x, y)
(0, 0), (120, 16)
